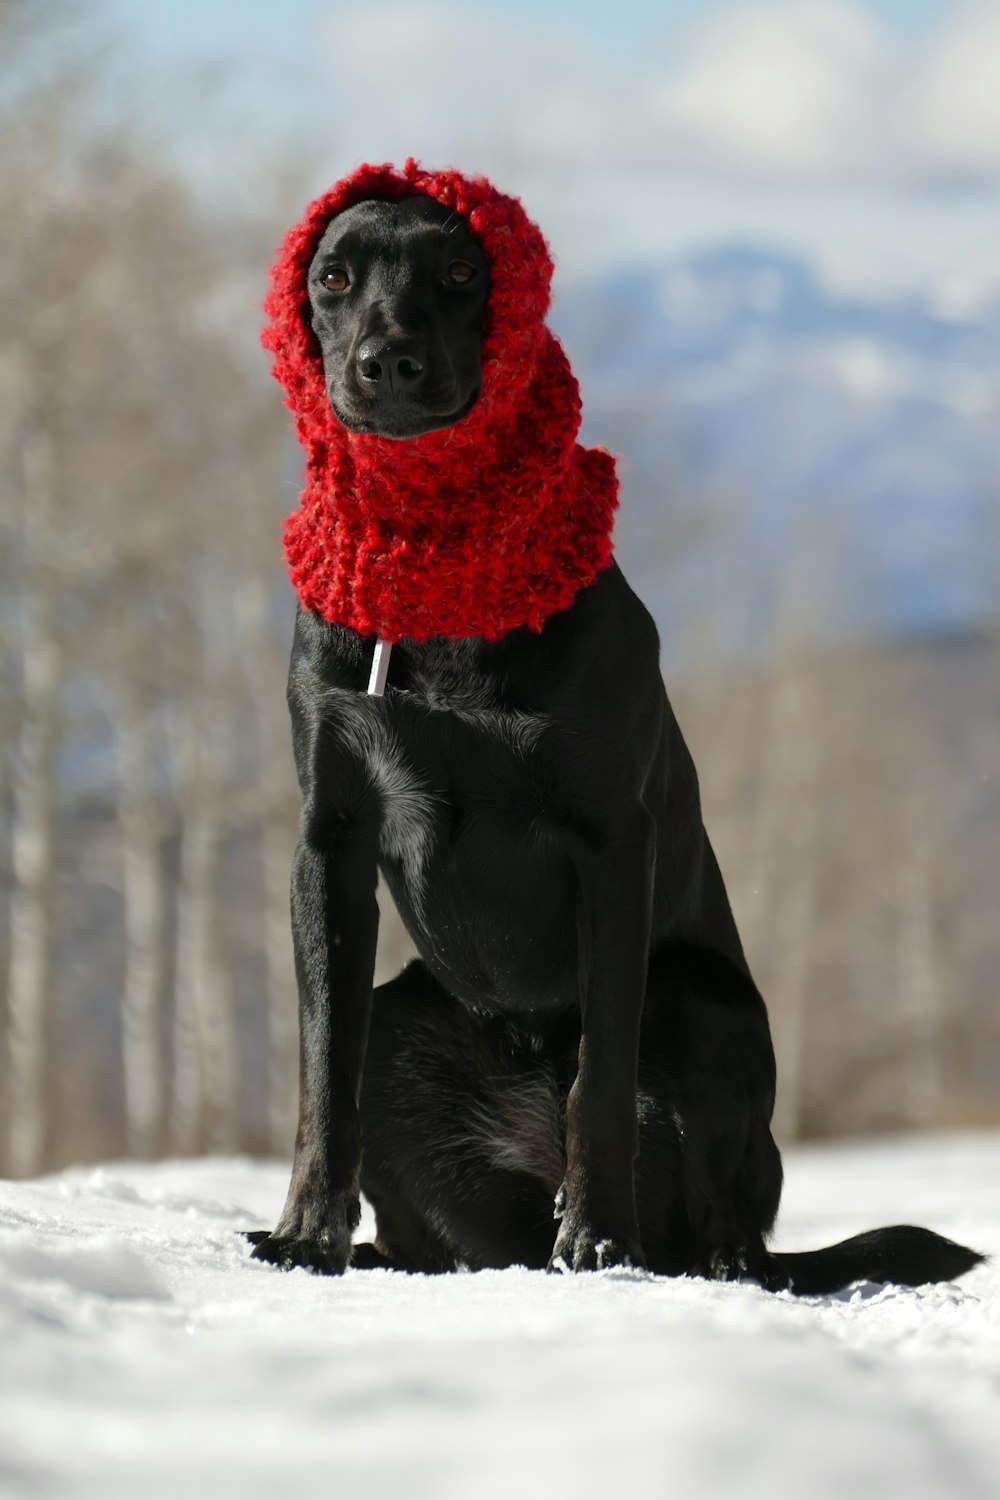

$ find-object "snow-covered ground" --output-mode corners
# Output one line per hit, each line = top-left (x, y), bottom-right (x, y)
(1, 1134), (997, 1500)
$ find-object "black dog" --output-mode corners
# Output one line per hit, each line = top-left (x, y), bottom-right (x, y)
(248, 193), (981, 1291)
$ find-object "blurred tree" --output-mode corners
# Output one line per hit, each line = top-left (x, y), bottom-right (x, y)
(0, 1), (300, 1171)
(2, 1), (997, 1177)
(1, 3), (81, 1175)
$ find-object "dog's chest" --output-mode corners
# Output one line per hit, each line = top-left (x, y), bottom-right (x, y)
(325, 653), (548, 875)
(320, 639), (585, 1008)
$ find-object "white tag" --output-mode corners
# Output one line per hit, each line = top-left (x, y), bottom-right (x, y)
(367, 637), (391, 696)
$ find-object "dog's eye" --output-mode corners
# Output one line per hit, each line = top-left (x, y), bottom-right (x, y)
(321, 268), (350, 292)
(444, 261), (476, 286)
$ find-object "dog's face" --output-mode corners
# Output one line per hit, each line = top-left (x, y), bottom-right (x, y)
(307, 195), (490, 440)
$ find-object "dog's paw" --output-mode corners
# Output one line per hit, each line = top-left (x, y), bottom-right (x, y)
(347, 1241), (391, 1271)
(547, 1222), (646, 1274)
(694, 1244), (790, 1292)
(705, 1245), (749, 1282)
(244, 1192), (359, 1276)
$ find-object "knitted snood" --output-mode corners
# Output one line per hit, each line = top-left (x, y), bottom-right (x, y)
(263, 159), (618, 643)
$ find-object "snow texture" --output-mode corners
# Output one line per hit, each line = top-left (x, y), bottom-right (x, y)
(1, 1133), (998, 1500)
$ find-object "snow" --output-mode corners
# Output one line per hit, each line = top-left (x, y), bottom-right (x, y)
(1, 1134), (998, 1500)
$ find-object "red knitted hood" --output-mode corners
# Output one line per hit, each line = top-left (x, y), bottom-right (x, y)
(263, 159), (618, 643)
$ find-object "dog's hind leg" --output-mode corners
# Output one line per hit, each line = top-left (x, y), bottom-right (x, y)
(350, 1190), (457, 1273)
(358, 951), (785, 1281)
(357, 960), (561, 1271)
(634, 943), (787, 1288)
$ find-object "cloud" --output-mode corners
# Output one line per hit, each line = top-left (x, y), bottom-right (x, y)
(903, 2), (1000, 178)
(322, 0), (1000, 185)
(653, 1), (898, 179)
(323, 2), (645, 172)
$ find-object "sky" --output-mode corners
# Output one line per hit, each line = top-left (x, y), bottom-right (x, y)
(101, 0), (972, 70)
(94, 1), (1000, 297)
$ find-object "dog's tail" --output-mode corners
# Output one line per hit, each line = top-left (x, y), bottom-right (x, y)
(769, 1225), (984, 1296)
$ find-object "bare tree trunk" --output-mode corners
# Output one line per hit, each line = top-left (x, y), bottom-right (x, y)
(117, 679), (165, 1157)
(6, 432), (59, 1177)
(171, 710), (239, 1154)
(260, 810), (296, 1152)
(896, 762), (944, 1124)
(231, 566), (297, 1155)
(746, 658), (817, 1141)
(740, 527), (829, 1142)
(169, 754), (203, 1154)
(253, 670), (296, 1157)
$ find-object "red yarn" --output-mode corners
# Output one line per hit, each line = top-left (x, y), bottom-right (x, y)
(263, 160), (618, 643)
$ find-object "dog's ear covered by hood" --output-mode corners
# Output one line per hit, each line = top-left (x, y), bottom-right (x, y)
(263, 159), (619, 644)
(263, 159), (552, 454)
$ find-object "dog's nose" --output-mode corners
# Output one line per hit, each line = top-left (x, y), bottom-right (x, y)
(356, 337), (427, 395)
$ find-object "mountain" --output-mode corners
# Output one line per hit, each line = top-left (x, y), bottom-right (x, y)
(552, 246), (999, 667)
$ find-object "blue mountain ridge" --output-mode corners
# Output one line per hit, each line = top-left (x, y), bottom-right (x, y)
(550, 245), (999, 667)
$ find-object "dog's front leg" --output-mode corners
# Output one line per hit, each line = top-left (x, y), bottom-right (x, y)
(250, 809), (379, 1275)
(550, 806), (654, 1273)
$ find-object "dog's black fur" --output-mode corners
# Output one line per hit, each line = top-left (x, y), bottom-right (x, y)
(248, 195), (982, 1292)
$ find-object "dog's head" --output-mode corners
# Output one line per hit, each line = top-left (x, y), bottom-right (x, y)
(307, 196), (490, 440)
(267, 164), (618, 641)
(264, 162), (555, 456)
